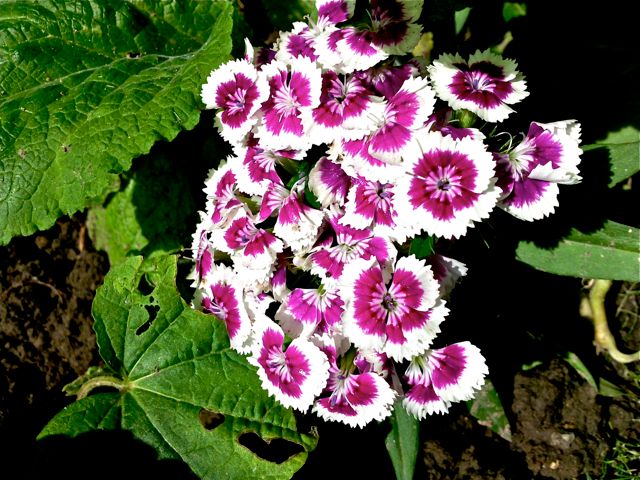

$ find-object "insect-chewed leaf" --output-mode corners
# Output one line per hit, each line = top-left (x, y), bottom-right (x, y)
(41, 255), (316, 479)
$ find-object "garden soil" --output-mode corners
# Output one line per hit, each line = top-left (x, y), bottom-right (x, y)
(1, 216), (638, 479)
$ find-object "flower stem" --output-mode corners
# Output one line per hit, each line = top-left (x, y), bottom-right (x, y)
(76, 375), (128, 399)
(583, 279), (640, 364)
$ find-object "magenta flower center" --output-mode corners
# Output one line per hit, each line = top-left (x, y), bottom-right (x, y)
(266, 348), (295, 383)
(274, 83), (302, 118)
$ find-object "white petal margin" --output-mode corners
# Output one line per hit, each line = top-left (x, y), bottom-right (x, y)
(397, 130), (501, 239)
(249, 320), (329, 412)
(499, 181), (560, 221)
(394, 255), (440, 311)
(429, 341), (488, 403)
(195, 264), (253, 354)
(528, 120), (583, 184)
(255, 58), (323, 151)
(428, 50), (528, 123)
(201, 59), (269, 144)
(312, 372), (396, 428)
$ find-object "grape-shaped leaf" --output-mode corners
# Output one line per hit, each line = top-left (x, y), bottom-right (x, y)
(0, 0), (232, 244)
(40, 255), (317, 479)
(583, 126), (640, 187)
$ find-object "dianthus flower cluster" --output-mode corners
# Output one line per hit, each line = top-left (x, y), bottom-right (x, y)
(190, 0), (582, 427)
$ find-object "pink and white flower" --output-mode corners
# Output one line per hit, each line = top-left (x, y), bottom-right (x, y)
(312, 344), (396, 427)
(310, 211), (395, 284)
(396, 130), (501, 239)
(188, 212), (215, 288)
(308, 156), (352, 207)
(276, 286), (345, 338)
(428, 49), (529, 123)
(259, 181), (325, 252)
(366, 0), (424, 56)
(212, 207), (284, 290)
(250, 320), (329, 411)
(340, 176), (417, 242)
(496, 120), (582, 221)
(203, 162), (244, 226)
(201, 59), (269, 144)
(403, 342), (488, 419)
(304, 71), (384, 144)
(196, 265), (252, 354)
(340, 256), (449, 361)
(256, 57), (322, 151)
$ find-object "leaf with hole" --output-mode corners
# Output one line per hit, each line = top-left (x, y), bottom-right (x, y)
(40, 255), (316, 479)
(0, 0), (232, 244)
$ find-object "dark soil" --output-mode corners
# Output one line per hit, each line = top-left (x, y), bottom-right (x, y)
(1, 217), (639, 479)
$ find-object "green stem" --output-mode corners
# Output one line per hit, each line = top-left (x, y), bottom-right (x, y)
(76, 375), (128, 399)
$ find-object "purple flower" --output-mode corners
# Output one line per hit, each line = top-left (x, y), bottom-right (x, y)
(403, 342), (488, 419)
(340, 255), (449, 361)
(203, 162), (243, 226)
(310, 210), (395, 285)
(196, 265), (252, 353)
(341, 176), (417, 242)
(312, 343), (396, 427)
(396, 130), (501, 239)
(212, 207), (284, 291)
(308, 156), (352, 207)
(428, 49), (529, 122)
(259, 181), (325, 252)
(277, 286), (345, 337)
(201, 59), (269, 144)
(276, 22), (319, 63)
(188, 213), (214, 288)
(367, 0), (423, 55)
(304, 71), (384, 144)
(256, 58), (322, 151)
(250, 320), (329, 411)
(496, 120), (582, 221)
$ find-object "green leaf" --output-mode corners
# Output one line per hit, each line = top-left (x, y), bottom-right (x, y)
(516, 221), (640, 282)
(583, 126), (640, 187)
(598, 378), (626, 398)
(409, 236), (435, 259)
(467, 379), (512, 442)
(502, 2), (527, 22)
(385, 401), (420, 480)
(87, 152), (197, 265)
(563, 352), (598, 390)
(37, 393), (121, 439)
(43, 255), (315, 479)
(260, 0), (315, 31)
(0, 0), (233, 244)
(454, 7), (472, 35)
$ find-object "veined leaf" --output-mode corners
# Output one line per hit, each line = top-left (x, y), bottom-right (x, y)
(41, 255), (316, 479)
(260, 0), (316, 31)
(86, 151), (198, 265)
(0, 0), (233, 244)
(583, 126), (640, 187)
(516, 221), (640, 282)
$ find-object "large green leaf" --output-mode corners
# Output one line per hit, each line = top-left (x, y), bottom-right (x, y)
(0, 0), (233, 244)
(583, 126), (640, 187)
(41, 255), (316, 479)
(516, 221), (640, 282)
(86, 151), (198, 265)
